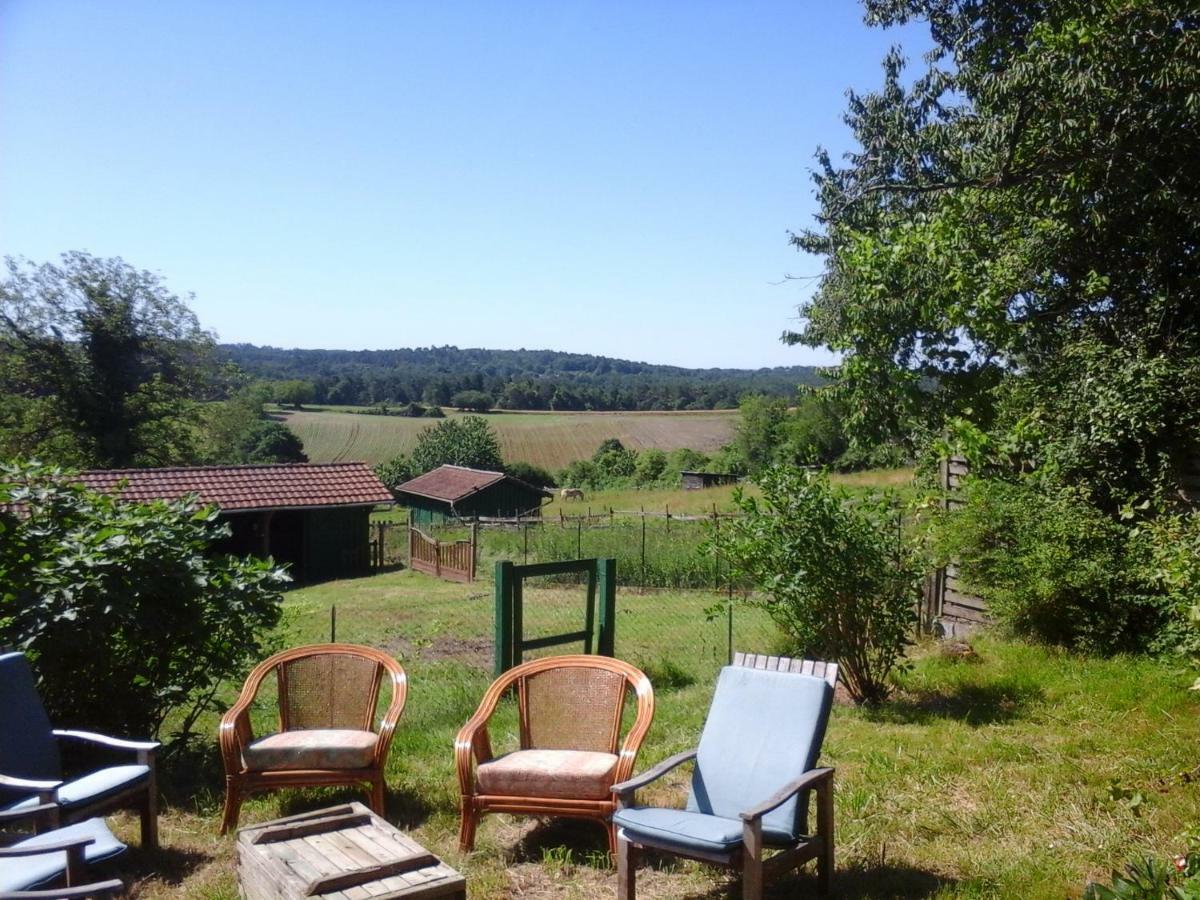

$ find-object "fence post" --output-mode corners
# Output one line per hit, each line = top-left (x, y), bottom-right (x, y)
(597, 558), (617, 657)
(523, 523), (528, 564)
(434, 536), (441, 578)
(494, 561), (514, 676)
(470, 520), (478, 582)
(331, 604), (337, 643)
(640, 508), (647, 588)
(577, 518), (582, 559)
(665, 503), (670, 533)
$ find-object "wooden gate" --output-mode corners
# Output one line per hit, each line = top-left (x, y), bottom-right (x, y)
(409, 526), (476, 583)
(925, 455), (990, 635)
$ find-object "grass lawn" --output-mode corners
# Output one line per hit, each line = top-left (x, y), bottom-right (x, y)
(109, 567), (1200, 898)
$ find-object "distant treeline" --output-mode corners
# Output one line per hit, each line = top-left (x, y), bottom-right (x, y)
(220, 344), (822, 411)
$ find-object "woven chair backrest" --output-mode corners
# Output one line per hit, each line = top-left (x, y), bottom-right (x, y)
(278, 652), (383, 731)
(521, 665), (626, 752)
(0, 653), (61, 799)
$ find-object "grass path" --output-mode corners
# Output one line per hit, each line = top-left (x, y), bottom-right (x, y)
(114, 569), (1199, 898)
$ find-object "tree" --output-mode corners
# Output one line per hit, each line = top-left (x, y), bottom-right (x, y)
(236, 420), (308, 463)
(789, 0), (1200, 499)
(273, 379), (315, 410)
(731, 395), (790, 474)
(450, 389), (493, 413)
(0, 460), (287, 744)
(409, 415), (503, 474)
(0, 252), (220, 468)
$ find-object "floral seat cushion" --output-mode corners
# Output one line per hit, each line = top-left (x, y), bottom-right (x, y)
(476, 749), (618, 800)
(242, 729), (377, 772)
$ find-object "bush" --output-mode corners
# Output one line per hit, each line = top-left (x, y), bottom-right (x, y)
(0, 460), (287, 745)
(424, 405), (446, 418)
(935, 477), (1161, 652)
(410, 416), (502, 474)
(506, 461), (556, 489)
(374, 454), (416, 492)
(706, 466), (921, 703)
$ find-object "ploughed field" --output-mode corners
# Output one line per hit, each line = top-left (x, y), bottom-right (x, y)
(277, 406), (738, 469)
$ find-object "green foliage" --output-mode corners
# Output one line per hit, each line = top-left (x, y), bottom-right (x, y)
(450, 389), (492, 413)
(0, 460), (287, 744)
(272, 379), (315, 410)
(504, 460), (556, 489)
(934, 477), (1162, 652)
(1085, 831), (1200, 899)
(374, 454), (416, 491)
(790, 1), (1200, 487)
(409, 415), (502, 474)
(706, 466), (921, 703)
(0, 252), (220, 468)
(424, 405), (446, 418)
(634, 449), (668, 486)
(236, 420), (307, 463)
(731, 395), (791, 474)
(1129, 511), (1200, 670)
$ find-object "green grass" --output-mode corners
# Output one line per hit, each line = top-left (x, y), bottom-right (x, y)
(279, 406), (739, 470)
(112, 567), (1199, 899)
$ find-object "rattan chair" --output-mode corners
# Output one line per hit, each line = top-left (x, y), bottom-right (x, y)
(218, 644), (407, 834)
(455, 655), (655, 857)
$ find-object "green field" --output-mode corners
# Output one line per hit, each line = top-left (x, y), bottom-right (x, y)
(279, 406), (738, 470)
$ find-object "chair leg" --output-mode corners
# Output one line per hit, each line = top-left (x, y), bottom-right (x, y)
(458, 798), (478, 851)
(617, 834), (636, 900)
(141, 782), (160, 850)
(220, 780), (243, 835)
(370, 775), (387, 817)
(817, 777), (835, 895)
(742, 819), (764, 900)
(606, 819), (619, 862)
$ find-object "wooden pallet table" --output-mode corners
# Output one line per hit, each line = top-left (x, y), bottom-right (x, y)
(238, 802), (466, 899)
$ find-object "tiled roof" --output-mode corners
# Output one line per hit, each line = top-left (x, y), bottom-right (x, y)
(78, 463), (394, 512)
(395, 465), (508, 503)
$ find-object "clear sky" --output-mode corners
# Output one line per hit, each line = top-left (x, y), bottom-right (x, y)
(0, 2), (930, 369)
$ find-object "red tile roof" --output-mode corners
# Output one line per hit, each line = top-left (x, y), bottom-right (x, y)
(78, 463), (394, 512)
(395, 465), (508, 503)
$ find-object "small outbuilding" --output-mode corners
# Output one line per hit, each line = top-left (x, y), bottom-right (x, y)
(395, 465), (550, 525)
(79, 462), (394, 583)
(680, 470), (740, 490)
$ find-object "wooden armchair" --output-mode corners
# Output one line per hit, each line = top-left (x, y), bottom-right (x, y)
(218, 644), (407, 833)
(455, 655), (654, 857)
(0, 653), (159, 850)
(611, 653), (839, 900)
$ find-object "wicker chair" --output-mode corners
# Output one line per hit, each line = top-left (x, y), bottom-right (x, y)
(455, 655), (655, 857)
(218, 644), (407, 834)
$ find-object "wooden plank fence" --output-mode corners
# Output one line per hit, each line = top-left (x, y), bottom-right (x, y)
(408, 525), (476, 583)
(926, 456), (990, 635)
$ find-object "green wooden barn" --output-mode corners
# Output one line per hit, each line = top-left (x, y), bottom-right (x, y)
(79, 462), (394, 583)
(395, 465), (550, 525)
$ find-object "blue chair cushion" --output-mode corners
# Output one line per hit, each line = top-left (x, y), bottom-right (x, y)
(614, 806), (798, 856)
(0, 817), (126, 891)
(0, 653), (62, 801)
(686, 666), (833, 841)
(3, 765), (150, 816)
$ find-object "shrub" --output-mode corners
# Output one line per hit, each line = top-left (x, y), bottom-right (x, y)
(706, 466), (921, 704)
(935, 477), (1161, 652)
(0, 460), (287, 745)
(374, 454), (416, 492)
(423, 405), (446, 418)
(506, 460), (556, 489)
(410, 415), (502, 474)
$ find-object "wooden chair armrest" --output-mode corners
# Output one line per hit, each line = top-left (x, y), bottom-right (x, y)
(0, 773), (61, 793)
(0, 802), (60, 828)
(739, 767), (834, 822)
(52, 730), (159, 753)
(373, 667), (409, 765)
(218, 704), (254, 775)
(611, 749), (697, 803)
(0, 835), (95, 857)
(0, 879), (124, 898)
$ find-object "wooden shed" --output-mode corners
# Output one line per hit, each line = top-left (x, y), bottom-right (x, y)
(395, 465), (550, 525)
(680, 470), (739, 490)
(79, 462), (394, 584)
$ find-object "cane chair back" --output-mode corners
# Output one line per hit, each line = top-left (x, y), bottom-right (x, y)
(522, 665), (626, 752)
(279, 653), (384, 732)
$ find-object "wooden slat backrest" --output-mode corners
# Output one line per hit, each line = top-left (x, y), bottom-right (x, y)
(733, 651), (838, 689)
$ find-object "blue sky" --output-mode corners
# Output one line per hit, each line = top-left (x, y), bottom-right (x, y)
(0, 2), (930, 369)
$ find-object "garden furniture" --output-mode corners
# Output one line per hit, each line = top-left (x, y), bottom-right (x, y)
(238, 802), (465, 899)
(0, 814), (126, 898)
(218, 643), (407, 833)
(0, 652), (159, 850)
(455, 654), (654, 857)
(611, 653), (838, 900)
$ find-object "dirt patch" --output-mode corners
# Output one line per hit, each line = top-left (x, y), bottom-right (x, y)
(383, 634), (493, 669)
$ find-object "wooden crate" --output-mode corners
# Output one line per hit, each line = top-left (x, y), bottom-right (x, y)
(238, 803), (466, 899)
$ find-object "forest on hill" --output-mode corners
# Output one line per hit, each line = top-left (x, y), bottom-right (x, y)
(220, 344), (822, 411)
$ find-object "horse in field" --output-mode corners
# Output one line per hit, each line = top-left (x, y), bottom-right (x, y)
(560, 488), (584, 501)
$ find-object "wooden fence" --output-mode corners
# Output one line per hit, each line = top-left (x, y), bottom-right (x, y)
(925, 456), (990, 635)
(408, 525), (476, 583)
